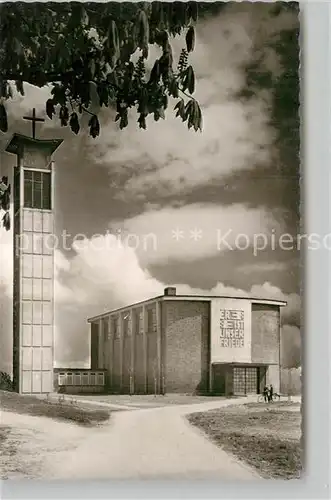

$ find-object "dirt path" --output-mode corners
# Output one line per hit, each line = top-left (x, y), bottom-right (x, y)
(1, 398), (261, 480)
(1, 411), (88, 479)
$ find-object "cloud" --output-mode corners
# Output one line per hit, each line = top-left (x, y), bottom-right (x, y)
(7, 83), (52, 119)
(85, 6), (278, 201)
(109, 203), (285, 266)
(51, 233), (300, 366)
(0, 220), (300, 370)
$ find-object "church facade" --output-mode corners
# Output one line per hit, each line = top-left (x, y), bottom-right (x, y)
(88, 288), (286, 396)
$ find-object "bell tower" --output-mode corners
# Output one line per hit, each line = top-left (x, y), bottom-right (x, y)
(5, 109), (62, 394)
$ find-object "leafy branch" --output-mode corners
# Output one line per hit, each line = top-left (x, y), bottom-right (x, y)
(0, 1), (203, 137)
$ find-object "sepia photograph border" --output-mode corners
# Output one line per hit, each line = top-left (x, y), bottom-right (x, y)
(1, 0), (330, 498)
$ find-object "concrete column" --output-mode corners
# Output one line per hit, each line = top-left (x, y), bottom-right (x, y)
(119, 313), (123, 391)
(107, 316), (112, 389)
(142, 305), (147, 393)
(130, 308), (135, 394)
(209, 364), (213, 394)
(98, 318), (103, 369)
(156, 301), (162, 394)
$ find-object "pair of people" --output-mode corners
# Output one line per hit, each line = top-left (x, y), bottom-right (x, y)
(263, 384), (274, 402)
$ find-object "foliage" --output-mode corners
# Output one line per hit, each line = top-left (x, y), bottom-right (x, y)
(0, 1), (209, 137)
(0, 371), (13, 391)
(0, 176), (10, 231)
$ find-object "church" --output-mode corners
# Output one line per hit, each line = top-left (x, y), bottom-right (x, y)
(86, 287), (286, 396)
(4, 111), (286, 397)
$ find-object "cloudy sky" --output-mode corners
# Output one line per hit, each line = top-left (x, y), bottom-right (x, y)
(0, 2), (300, 372)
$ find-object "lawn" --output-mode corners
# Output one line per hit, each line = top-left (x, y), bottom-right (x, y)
(0, 390), (111, 426)
(187, 401), (302, 479)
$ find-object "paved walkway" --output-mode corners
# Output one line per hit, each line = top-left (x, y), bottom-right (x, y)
(47, 397), (261, 480)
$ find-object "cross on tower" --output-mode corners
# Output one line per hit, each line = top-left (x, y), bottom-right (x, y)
(23, 108), (45, 139)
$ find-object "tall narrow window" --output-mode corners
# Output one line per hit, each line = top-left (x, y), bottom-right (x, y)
(24, 170), (51, 209)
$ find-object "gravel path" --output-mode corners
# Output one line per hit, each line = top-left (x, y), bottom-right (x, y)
(1, 397), (263, 480)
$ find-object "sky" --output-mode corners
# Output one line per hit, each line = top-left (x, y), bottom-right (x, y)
(0, 2), (300, 373)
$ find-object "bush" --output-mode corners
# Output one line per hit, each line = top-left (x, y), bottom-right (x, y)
(0, 372), (13, 391)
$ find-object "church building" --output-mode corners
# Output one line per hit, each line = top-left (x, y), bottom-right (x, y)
(87, 287), (286, 396)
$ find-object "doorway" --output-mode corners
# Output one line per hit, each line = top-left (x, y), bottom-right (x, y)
(233, 366), (260, 395)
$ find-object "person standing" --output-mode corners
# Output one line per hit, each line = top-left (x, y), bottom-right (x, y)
(268, 384), (274, 402)
(263, 385), (269, 402)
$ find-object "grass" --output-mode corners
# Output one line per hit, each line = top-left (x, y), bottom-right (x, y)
(0, 390), (111, 427)
(187, 401), (302, 479)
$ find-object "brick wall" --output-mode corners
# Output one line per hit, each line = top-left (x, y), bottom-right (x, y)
(112, 336), (121, 392)
(146, 305), (157, 394)
(133, 308), (145, 393)
(163, 300), (210, 394)
(251, 304), (280, 364)
(90, 322), (98, 370)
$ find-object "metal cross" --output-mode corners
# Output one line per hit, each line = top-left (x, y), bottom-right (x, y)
(23, 108), (45, 139)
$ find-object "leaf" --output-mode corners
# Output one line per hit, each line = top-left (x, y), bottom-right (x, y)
(149, 60), (161, 84)
(15, 80), (24, 96)
(69, 112), (80, 134)
(0, 188), (10, 211)
(169, 79), (179, 98)
(13, 37), (24, 58)
(186, 26), (195, 53)
(137, 10), (150, 49)
(138, 113), (147, 130)
(80, 6), (89, 27)
(88, 115), (100, 138)
(174, 99), (185, 119)
(187, 66), (195, 94)
(184, 100), (193, 122)
(108, 20), (120, 62)
(89, 58), (96, 79)
(188, 2), (199, 22)
(59, 105), (69, 126)
(46, 99), (55, 119)
(2, 211), (10, 231)
(119, 112), (128, 130)
(0, 104), (8, 133)
(51, 85), (66, 106)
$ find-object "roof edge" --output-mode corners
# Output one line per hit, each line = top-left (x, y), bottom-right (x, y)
(87, 294), (287, 323)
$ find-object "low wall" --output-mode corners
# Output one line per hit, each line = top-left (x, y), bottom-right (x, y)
(57, 385), (105, 394)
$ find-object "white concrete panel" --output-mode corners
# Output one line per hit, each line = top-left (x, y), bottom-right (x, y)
(42, 234), (54, 255)
(32, 302), (42, 324)
(32, 372), (41, 393)
(42, 255), (53, 278)
(33, 233), (43, 254)
(42, 279), (53, 301)
(22, 232), (33, 253)
(23, 210), (33, 231)
(22, 371), (32, 393)
(42, 212), (53, 233)
(42, 302), (53, 325)
(22, 278), (33, 300)
(22, 325), (32, 346)
(22, 301), (32, 324)
(32, 255), (42, 278)
(41, 371), (52, 393)
(211, 298), (252, 364)
(32, 325), (42, 346)
(42, 348), (53, 370)
(33, 212), (43, 232)
(42, 325), (53, 346)
(33, 279), (42, 300)
(32, 348), (42, 370)
(22, 348), (32, 370)
(22, 254), (33, 277)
